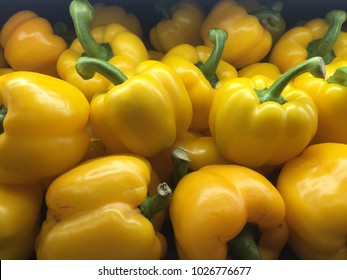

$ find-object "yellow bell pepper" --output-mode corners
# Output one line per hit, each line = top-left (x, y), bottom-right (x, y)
(269, 10), (347, 73)
(161, 28), (238, 132)
(89, 2), (143, 38)
(79, 137), (109, 163)
(147, 49), (165, 61)
(0, 10), (67, 77)
(168, 132), (230, 172)
(35, 154), (171, 260)
(57, 0), (148, 101)
(149, 129), (275, 185)
(276, 142), (347, 259)
(149, 0), (205, 53)
(0, 182), (44, 260)
(148, 130), (229, 183)
(76, 57), (193, 158)
(238, 62), (281, 80)
(200, 0), (281, 69)
(238, 0), (286, 43)
(170, 164), (288, 260)
(292, 60), (347, 144)
(0, 71), (90, 184)
(209, 57), (323, 169)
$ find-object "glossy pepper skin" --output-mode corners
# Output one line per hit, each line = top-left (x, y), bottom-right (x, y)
(269, 10), (347, 73)
(292, 60), (347, 144)
(200, 0), (280, 69)
(89, 2), (143, 38)
(35, 155), (169, 260)
(0, 10), (67, 77)
(149, 130), (276, 184)
(209, 57), (323, 169)
(150, 0), (205, 53)
(0, 182), (43, 260)
(170, 164), (288, 260)
(161, 28), (238, 132)
(76, 57), (193, 158)
(148, 130), (229, 183)
(57, 0), (148, 101)
(0, 71), (90, 184)
(238, 62), (281, 80)
(276, 143), (347, 260)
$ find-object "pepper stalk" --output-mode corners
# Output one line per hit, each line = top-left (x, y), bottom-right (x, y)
(251, 5), (284, 42)
(195, 28), (228, 88)
(154, 0), (172, 20)
(307, 10), (347, 64)
(76, 56), (128, 85)
(256, 56), (326, 104)
(171, 147), (191, 187)
(69, 0), (113, 61)
(327, 66), (347, 87)
(140, 182), (173, 221)
(228, 224), (262, 260)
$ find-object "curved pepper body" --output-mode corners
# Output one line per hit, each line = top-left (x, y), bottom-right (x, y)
(0, 71), (90, 184)
(149, 130), (275, 183)
(333, 31), (347, 61)
(209, 76), (318, 168)
(150, 0), (205, 53)
(200, 0), (273, 69)
(0, 182), (43, 259)
(89, 2), (143, 38)
(0, 10), (67, 77)
(238, 62), (281, 80)
(90, 60), (193, 158)
(170, 164), (288, 260)
(170, 132), (230, 171)
(276, 143), (347, 259)
(238, 0), (286, 43)
(292, 61), (347, 144)
(35, 154), (166, 260)
(162, 44), (237, 132)
(269, 17), (347, 73)
(57, 23), (148, 101)
(148, 131), (230, 182)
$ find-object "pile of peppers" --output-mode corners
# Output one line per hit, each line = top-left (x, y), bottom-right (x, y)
(1, 0), (347, 260)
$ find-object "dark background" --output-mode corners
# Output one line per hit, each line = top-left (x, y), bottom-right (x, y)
(1, 0), (347, 40)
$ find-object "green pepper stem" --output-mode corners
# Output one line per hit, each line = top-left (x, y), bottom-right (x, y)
(69, 0), (112, 60)
(197, 28), (228, 88)
(271, 1), (283, 12)
(257, 56), (326, 104)
(0, 105), (7, 134)
(251, 8), (281, 29)
(53, 21), (68, 36)
(140, 182), (173, 221)
(228, 224), (261, 260)
(76, 57), (128, 85)
(53, 21), (76, 46)
(253, 4), (285, 43)
(171, 147), (191, 187)
(327, 66), (347, 87)
(307, 10), (347, 64)
(154, 0), (171, 20)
